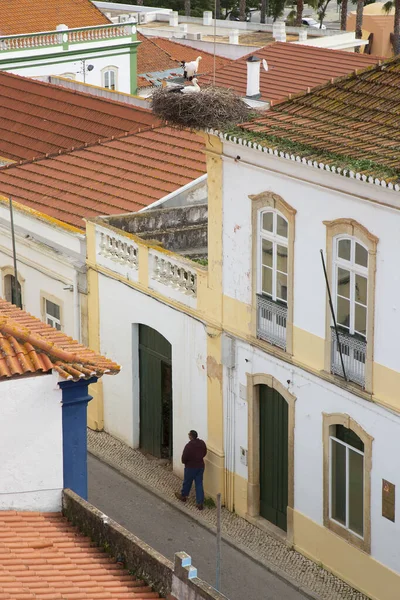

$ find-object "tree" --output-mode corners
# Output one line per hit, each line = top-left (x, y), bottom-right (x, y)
(267, 0), (285, 21)
(216, 0), (221, 18)
(239, 0), (246, 20)
(185, 0), (191, 16)
(295, 0), (304, 26)
(260, 0), (267, 23)
(354, 0), (364, 51)
(340, 0), (348, 30)
(383, 0), (400, 54)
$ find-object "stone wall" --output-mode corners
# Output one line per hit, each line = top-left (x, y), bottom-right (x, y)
(63, 489), (227, 600)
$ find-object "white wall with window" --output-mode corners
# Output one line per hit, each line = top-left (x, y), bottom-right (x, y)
(230, 336), (400, 574)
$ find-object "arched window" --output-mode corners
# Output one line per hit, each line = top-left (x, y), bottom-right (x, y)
(259, 210), (288, 303)
(250, 192), (296, 354)
(323, 413), (372, 553)
(102, 67), (117, 90)
(334, 236), (368, 338)
(257, 209), (289, 350)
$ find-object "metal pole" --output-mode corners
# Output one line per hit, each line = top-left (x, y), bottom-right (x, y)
(213, 0), (217, 85)
(9, 197), (21, 308)
(216, 493), (221, 591)
(320, 249), (347, 381)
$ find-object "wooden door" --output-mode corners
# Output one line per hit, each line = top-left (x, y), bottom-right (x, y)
(139, 325), (172, 458)
(259, 385), (288, 531)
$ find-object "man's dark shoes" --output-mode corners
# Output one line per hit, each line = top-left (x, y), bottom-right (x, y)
(175, 492), (187, 502)
(196, 503), (204, 511)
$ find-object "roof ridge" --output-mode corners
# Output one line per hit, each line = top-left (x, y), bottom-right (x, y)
(1, 123), (166, 170)
(0, 71), (148, 114)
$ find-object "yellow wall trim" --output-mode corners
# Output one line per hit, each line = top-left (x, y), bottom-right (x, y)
(293, 510), (400, 600)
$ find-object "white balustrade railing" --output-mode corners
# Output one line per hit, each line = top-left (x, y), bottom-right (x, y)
(151, 253), (197, 298)
(0, 23), (134, 51)
(98, 230), (138, 270)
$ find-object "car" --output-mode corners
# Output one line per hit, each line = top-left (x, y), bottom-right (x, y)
(301, 17), (326, 30)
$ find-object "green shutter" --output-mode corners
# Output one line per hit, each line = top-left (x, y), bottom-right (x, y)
(259, 385), (288, 531)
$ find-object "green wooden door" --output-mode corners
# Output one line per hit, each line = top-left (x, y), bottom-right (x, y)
(139, 325), (172, 458)
(259, 385), (288, 531)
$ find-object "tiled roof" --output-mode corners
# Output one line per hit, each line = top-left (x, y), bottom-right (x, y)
(202, 42), (381, 102)
(0, 71), (159, 163)
(0, 126), (206, 228)
(0, 0), (109, 35)
(0, 298), (120, 380)
(0, 511), (163, 599)
(235, 56), (400, 182)
(137, 32), (179, 74)
(150, 37), (231, 74)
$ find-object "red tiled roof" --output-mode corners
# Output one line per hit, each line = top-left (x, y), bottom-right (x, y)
(0, 298), (120, 380)
(0, 71), (160, 163)
(202, 42), (381, 102)
(0, 126), (206, 228)
(137, 32), (179, 73)
(0, 0), (109, 35)
(0, 511), (163, 598)
(238, 56), (400, 181)
(151, 37), (231, 74)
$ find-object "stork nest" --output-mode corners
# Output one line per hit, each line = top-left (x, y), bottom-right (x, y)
(151, 85), (252, 130)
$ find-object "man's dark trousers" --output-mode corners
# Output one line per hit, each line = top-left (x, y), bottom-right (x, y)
(181, 467), (205, 504)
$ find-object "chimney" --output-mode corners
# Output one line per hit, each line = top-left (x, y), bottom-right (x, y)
(229, 29), (239, 44)
(298, 29), (307, 42)
(169, 11), (178, 27)
(246, 55), (261, 98)
(273, 21), (286, 42)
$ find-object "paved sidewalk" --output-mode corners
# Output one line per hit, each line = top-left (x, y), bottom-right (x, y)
(88, 429), (369, 600)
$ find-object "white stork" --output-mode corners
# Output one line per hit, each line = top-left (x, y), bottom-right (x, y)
(181, 56), (202, 81)
(168, 78), (201, 94)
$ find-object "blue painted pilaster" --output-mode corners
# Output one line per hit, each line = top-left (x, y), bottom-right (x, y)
(59, 377), (97, 500)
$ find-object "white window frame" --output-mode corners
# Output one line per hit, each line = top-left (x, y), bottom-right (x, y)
(333, 236), (368, 338)
(41, 294), (63, 331)
(102, 66), (118, 90)
(329, 434), (365, 540)
(258, 209), (289, 304)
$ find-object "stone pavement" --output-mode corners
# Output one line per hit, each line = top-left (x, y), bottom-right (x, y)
(88, 429), (369, 600)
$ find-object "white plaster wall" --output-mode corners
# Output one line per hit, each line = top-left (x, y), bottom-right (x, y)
(232, 338), (400, 573)
(4, 47), (132, 93)
(222, 143), (400, 373)
(98, 273), (208, 475)
(0, 372), (63, 511)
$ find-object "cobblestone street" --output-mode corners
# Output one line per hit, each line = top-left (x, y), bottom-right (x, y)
(88, 429), (369, 600)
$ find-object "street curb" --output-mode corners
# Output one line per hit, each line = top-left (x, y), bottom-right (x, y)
(88, 448), (322, 600)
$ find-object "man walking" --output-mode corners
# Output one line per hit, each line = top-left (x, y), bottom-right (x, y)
(175, 430), (207, 510)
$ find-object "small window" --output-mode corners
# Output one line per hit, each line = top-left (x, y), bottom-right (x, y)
(44, 299), (61, 330)
(330, 424), (364, 538)
(103, 67), (117, 90)
(4, 274), (22, 306)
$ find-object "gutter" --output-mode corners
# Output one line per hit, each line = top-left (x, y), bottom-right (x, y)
(139, 174), (207, 212)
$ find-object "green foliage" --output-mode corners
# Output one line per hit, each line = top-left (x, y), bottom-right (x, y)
(189, 257), (208, 266)
(224, 125), (400, 181)
(204, 496), (216, 508)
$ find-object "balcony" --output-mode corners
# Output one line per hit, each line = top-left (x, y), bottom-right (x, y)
(331, 327), (366, 387)
(0, 23), (135, 52)
(257, 294), (287, 350)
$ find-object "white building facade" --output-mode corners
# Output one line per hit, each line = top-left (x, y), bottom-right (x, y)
(0, 22), (139, 94)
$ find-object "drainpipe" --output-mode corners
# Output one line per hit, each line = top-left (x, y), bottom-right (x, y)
(73, 271), (80, 342)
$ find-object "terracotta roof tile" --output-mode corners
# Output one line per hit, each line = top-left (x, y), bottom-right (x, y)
(0, 126), (206, 228)
(150, 37), (230, 74)
(202, 42), (381, 102)
(0, 71), (160, 163)
(0, 299), (120, 380)
(237, 55), (400, 181)
(137, 32), (179, 74)
(0, 0), (109, 35)
(0, 512), (163, 599)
